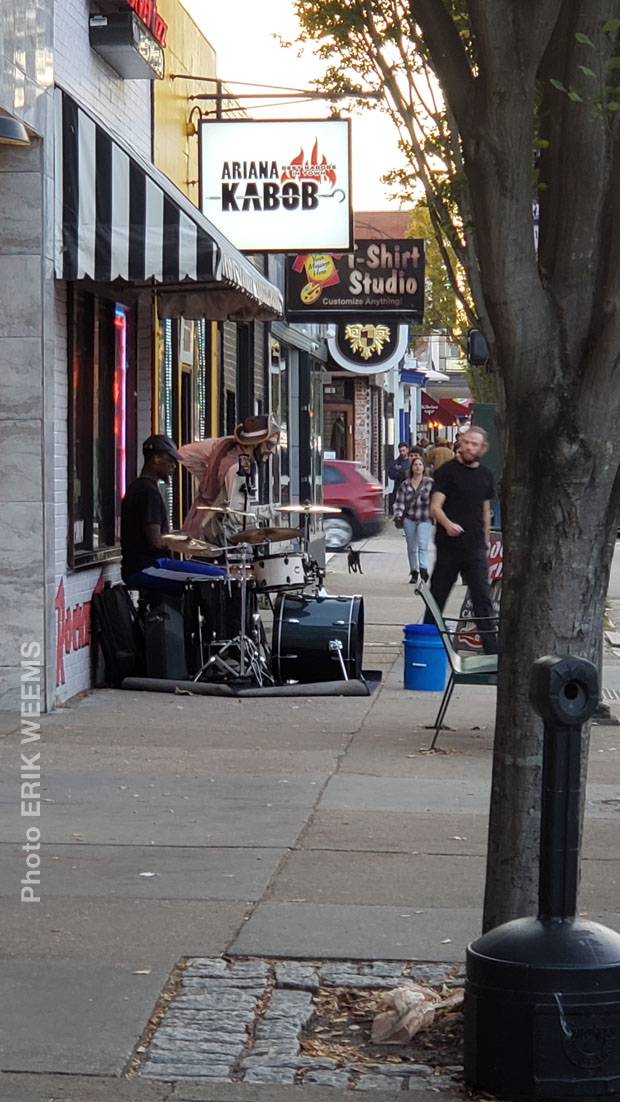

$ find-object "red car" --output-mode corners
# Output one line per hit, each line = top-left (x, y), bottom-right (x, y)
(322, 459), (385, 549)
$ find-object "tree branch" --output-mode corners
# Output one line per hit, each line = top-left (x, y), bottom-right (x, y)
(409, 0), (474, 130)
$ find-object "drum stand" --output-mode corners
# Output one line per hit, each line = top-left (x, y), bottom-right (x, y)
(296, 512), (324, 595)
(192, 543), (274, 687)
(329, 639), (349, 681)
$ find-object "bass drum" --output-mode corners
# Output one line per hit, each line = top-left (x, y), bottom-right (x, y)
(273, 593), (364, 684)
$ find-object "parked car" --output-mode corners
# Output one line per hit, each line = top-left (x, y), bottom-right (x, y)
(322, 459), (385, 549)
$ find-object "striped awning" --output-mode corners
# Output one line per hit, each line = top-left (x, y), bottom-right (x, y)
(54, 88), (283, 321)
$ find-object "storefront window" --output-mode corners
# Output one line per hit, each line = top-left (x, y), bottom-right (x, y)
(68, 288), (137, 566)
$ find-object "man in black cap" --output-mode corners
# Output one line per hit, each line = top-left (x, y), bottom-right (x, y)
(121, 435), (225, 592)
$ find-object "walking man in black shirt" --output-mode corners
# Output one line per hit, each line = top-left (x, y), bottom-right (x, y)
(387, 442), (411, 515)
(425, 426), (498, 654)
(121, 435), (225, 592)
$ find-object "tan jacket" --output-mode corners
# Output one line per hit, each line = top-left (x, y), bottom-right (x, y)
(427, 446), (454, 471)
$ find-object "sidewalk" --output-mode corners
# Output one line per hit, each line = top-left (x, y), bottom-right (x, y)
(2, 528), (620, 1102)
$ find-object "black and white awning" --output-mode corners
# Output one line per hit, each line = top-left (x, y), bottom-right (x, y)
(53, 89), (283, 321)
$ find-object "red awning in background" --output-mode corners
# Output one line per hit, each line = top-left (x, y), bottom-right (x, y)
(419, 391), (469, 427)
(436, 396), (471, 420)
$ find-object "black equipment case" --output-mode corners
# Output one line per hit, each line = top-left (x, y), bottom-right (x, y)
(91, 582), (143, 687)
(143, 593), (188, 680)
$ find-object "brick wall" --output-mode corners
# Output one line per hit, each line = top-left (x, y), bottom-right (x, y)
(49, 0), (156, 702)
(354, 379), (371, 467)
(55, 0), (151, 157)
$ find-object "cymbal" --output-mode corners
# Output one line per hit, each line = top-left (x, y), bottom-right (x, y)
(196, 504), (257, 517)
(280, 503), (342, 515)
(229, 527), (302, 545)
(162, 533), (222, 556)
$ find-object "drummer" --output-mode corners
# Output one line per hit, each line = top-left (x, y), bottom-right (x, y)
(178, 413), (281, 546)
(121, 435), (226, 593)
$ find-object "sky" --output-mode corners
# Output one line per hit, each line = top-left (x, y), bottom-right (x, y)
(179, 0), (405, 212)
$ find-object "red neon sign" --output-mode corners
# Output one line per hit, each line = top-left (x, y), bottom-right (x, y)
(126, 0), (167, 46)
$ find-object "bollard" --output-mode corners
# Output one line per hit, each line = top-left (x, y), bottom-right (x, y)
(465, 656), (620, 1100)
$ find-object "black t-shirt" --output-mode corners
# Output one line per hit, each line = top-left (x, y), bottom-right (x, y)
(432, 459), (494, 550)
(121, 476), (169, 580)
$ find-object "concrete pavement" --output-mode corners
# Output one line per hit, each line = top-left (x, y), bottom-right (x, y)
(2, 528), (620, 1101)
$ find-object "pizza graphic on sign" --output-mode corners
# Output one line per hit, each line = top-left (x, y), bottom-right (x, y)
(292, 253), (342, 307)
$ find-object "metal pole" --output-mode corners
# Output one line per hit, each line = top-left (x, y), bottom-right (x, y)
(538, 723), (581, 922)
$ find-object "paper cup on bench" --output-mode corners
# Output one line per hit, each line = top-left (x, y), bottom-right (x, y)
(403, 624), (448, 691)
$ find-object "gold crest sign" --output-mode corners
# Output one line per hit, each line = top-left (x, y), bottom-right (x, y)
(344, 323), (392, 361)
(327, 322), (410, 375)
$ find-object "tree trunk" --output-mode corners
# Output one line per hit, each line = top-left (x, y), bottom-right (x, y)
(482, 373), (620, 929)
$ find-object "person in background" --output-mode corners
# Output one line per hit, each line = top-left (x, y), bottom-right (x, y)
(408, 445), (427, 460)
(408, 445), (429, 475)
(427, 436), (454, 471)
(425, 426), (498, 653)
(453, 429), (467, 455)
(329, 412), (346, 459)
(393, 454), (434, 584)
(387, 441), (411, 515)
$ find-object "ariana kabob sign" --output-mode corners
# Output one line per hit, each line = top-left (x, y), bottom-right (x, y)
(199, 119), (352, 252)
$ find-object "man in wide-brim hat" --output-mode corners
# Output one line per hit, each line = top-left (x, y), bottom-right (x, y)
(178, 414), (281, 545)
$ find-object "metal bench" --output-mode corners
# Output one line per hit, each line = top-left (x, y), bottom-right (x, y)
(415, 583), (498, 749)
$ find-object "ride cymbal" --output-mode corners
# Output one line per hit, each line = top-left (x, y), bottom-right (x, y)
(229, 527), (302, 545)
(196, 504), (257, 517)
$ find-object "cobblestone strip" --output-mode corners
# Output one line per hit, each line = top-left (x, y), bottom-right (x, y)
(140, 958), (268, 1081)
(138, 957), (464, 1089)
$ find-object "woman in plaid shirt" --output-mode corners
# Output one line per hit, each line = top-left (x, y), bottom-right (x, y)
(393, 455), (434, 584)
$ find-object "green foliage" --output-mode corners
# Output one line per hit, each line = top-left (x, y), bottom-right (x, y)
(465, 364), (497, 404)
(408, 203), (458, 334)
(549, 22), (620, 122)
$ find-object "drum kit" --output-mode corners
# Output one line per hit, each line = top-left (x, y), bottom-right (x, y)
(158, 502), (365, 688)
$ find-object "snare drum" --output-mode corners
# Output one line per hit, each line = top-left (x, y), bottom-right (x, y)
(273, 593), (364, 683)
(253, 552), (305, 592)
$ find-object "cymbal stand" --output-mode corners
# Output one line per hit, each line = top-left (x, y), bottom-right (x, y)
(193, 542), (274, 686)
(297, 512), (325, 595)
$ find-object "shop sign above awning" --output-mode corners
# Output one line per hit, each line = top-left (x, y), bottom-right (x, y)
(53, 88), (283, 321)
(286, 240), (424, 322)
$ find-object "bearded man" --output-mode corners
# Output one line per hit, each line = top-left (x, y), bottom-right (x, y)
(425, 426), (498, 655)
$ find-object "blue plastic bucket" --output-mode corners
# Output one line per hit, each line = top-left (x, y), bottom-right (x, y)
(403, 623), (448, 691)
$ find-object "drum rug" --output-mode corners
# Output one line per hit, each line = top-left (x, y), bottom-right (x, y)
(120, 671), (382, 697)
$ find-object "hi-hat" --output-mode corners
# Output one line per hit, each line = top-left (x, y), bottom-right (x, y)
(162, 533), (222, 556)
(229, 527), (302, 545)
(280, 503), (342, 515)
(196, 504), (257, 516)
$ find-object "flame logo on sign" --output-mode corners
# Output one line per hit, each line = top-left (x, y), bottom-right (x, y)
(281, 140), (337, 187)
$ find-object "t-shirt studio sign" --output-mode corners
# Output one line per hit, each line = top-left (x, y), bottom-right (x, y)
(286, 239), (425, 322)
